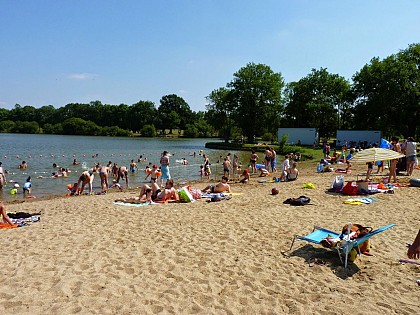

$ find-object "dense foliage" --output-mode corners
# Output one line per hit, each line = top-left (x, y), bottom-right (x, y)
(1, 43), (419, 140)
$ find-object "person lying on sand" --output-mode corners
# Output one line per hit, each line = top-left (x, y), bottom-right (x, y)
(139, 179), (179, 202)
(202, 176), (231, 193)
(115, 188), (153, 204)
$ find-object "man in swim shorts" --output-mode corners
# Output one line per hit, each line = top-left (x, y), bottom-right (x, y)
(202, 176), (231, 193)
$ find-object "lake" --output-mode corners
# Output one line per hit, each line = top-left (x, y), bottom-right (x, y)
(0, 134), (251, 201)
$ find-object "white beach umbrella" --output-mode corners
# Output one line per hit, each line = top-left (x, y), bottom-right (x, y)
(350, 148), (405, 163)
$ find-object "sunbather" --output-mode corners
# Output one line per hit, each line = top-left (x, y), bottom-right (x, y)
(140, 179), (179, 202)
(115, 188), (153, 204)
(202, 176), (231, 193)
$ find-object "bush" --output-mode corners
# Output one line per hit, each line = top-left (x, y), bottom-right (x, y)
(262, 132), (273, 142)
(140, 124), (157, 137)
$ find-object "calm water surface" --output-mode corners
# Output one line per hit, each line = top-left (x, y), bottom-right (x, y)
(0, 134), (251, 201)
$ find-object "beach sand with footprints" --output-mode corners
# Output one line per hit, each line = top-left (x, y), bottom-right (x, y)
(0, 162), (419, 314)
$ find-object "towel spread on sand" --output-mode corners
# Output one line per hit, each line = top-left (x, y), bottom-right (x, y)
(113, 201), (156, 207)
(343, 197), (378, 205)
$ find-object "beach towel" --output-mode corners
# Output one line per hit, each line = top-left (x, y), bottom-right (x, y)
(0, 222), (18, 229)
(113, 201), (155, 207)
(343, 198), (377, 205)
(302, 182), (315, 189)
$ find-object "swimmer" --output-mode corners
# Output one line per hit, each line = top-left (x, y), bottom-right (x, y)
(19, 161), (27, 170)
(129, 160), (138, 173)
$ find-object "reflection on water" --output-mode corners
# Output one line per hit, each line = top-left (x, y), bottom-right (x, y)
(0, 134), (251, 201)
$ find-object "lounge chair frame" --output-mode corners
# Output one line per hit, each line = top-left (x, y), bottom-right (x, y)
(287, 224), (395, 268)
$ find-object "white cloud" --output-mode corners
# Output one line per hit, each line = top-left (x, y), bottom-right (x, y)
(68, 73), (98, 80)
(178, 89), (188, 94)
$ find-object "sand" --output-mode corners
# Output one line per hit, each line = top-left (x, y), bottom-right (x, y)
(0, 163), (419, 315)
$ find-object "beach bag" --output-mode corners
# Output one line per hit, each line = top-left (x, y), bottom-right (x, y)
(178, 186), (194, 203)
(342, 181), (357, 195)
(189, 189), (202, 199)
(330, 175), (344, 192)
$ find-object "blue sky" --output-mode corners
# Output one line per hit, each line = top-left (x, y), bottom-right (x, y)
(1, 1), (419, 112)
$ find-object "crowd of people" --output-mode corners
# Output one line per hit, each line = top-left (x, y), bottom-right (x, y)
(1, 141), (419, 266)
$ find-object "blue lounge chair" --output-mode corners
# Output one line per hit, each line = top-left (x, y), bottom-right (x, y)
(287, 224), (395, 267)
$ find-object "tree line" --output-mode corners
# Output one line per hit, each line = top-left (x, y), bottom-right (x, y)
(1, 43), (419, 142)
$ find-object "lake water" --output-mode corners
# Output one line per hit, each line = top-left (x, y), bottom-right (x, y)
(0, 134), (250, 201)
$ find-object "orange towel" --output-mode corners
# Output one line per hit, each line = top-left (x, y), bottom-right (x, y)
(0, 222), (18, 229)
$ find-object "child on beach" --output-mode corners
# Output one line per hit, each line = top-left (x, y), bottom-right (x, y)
(259, 167), (270, 177)
(23, 176), (32, 196)
(281, 155), (290, 181)
(200, 165), (205, 180)
(110, 179), (123, 191)
(203, 154), (211, 179)
(238, 169), (250, 183)
(149, 164), (161, 183)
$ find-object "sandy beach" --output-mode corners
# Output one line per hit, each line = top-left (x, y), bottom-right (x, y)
(1, 163), (419, 315)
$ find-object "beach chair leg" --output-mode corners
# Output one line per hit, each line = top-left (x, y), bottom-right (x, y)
(337, 248), (343, 265)
(286, 235), (298, 253)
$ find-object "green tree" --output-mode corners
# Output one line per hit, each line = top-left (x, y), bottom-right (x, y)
(0, 108), (10, 121)
(35, 105), (57, 127)
(129, 101), (157, 133)
(0, 120), (16, 133)
(157, 94), (193, 133)
(43, 123), (64, 134)
(352, 43), (420, 137)
(206, 87), (234, 142)
(228, 63), (284, 143)
(62, 118), (101, 135)
(11, 121), (39, 134)
(283, 68), (350, 138)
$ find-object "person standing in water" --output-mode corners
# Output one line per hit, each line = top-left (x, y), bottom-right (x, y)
(160, 151), (171, 186)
